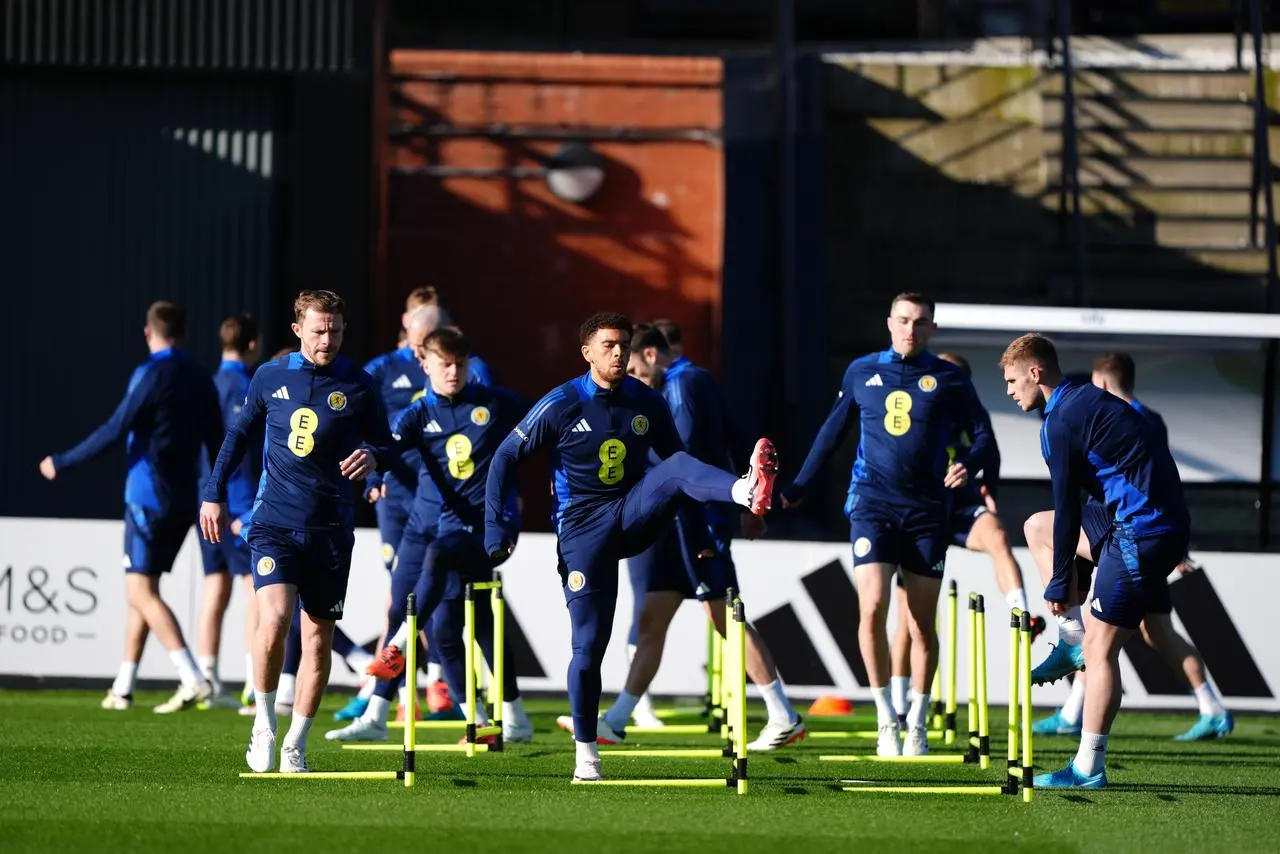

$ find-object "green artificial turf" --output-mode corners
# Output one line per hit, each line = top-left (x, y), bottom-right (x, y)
(2, 691), (1278, 853)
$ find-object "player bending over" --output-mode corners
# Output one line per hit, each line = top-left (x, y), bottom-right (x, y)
(1030, 352), (1231, 742)
(484, 312), (777, 782)
(202, 290), (396, 774)
(1001, 334), (1190, 788)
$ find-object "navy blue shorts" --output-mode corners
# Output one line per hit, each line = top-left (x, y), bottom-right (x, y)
(1090, 529), (1186, 629)
(376, 484), (414, 572)
(848, 494), (948, 578)
(247, 522), (355, 620)
(123, 505), (189, 576)
(949, 503), (989, 548)
(200, 529), (251, 577)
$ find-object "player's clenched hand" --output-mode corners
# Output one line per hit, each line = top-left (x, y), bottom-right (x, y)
(38, 456), (57, 481)
(489, 542), (514, 567)
(943, 462), (969, 489)
(200, 501), (227, 544)
(366, 485), (384, 503)
(340, 448), (375, 481)
(741, 512), (767, 540)
(230, 518), (243, 538)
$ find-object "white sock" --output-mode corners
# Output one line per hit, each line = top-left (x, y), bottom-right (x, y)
(426, 662), (443, 684)
(1061, 676), (1086, 725)
(604, 690), (640, 732)
(277, 673), (296, 706)
(198, 655), (222, 691)
(575, 739), (600, 763)
(1073, 731), (1108, 777)
(283, 711), (313, 751)
(504, 697), (530, 727)
(1194, 682), (1226, 717)
(364, 695), (391, 725)
(730, 476), (751, 507)
(111, 662), (139, 697)
(345, 648), (374, 672)
(254, 689), (278, 732)
(388, 622), (409, 649)
(1057, 607), (1085, 646)
(890, 676), (911, 718)
(1006, 587), (1029, 616)
(358, 678), (376, 699)
(169, 648), (204, 689)
(399, 684), (410, 707)
(243, 653), (254, 694)
(759, 678), (797, 726)
(907, 690), (930, 729)
(871, 686), (896, 726)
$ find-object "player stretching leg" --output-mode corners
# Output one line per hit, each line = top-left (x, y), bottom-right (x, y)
(1001, 334), (1190, 788)
(42, 301), (221, 712)
(590, 325), (803, 749)
(781, 294), (995, 758)
(202, 290), (396, 774)
(485, 312), (777, 783)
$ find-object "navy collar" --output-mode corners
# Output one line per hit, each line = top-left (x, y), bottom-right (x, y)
(1044, 380), (1073, 415)
(425, 383), (478, 406)
(878, 347), (933, 365)
(151, 347), (175, 361)
(579, 371), (622, 398)
(219, 359), (248, 372)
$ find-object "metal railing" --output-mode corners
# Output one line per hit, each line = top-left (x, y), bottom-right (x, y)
(1052, 0), (1087, 305)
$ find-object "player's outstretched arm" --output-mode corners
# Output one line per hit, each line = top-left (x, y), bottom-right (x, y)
(780, 365), (858, 506)
(48, 366), (155, 475)
(952, 379), (997, 486)
(1044, 418), (1083, 606)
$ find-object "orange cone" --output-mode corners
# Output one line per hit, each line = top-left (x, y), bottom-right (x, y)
(808, 695), (853, 716)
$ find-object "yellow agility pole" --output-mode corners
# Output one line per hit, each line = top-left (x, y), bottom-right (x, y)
(944, 579), (958, 745)
(591, 596), (748, 792)
(243, 594), (418, 784)
(809, 729), (943, 740)
(1020, 610), (1034, 803)
(840, 606), (1030, 799)
(966, 593), (979, 763)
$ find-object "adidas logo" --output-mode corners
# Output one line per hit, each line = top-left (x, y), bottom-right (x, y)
(865, 374), (883, 387)
(425, 420), (442, 433)
(571, 418), (592, 433)
(1091, 597), (1102, 612)
(392, 374), (412, 389)
(271, 386), (290, 400)
(331, 600), (344, 615)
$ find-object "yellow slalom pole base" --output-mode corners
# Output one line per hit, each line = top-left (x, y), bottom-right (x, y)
(575, 778), (732, 788)
(600, 748), (727, 758)
(475, 725), (501, 739)
(841, 785), (1008, 796)
(239, 771), (402, 780)
(819, 754), (968, 763)
(810, 730), (943, 740)
(624, 724), (716, 735)
(388, 721), (467, 730)
(343, 743), (491, 753)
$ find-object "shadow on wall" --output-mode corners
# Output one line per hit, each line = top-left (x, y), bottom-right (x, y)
(385, 78), (725, 533)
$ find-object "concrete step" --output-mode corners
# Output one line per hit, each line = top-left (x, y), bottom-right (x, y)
(1052, 128), (1268, 159)
(1054, 245), (1273, 275)
(1047, 154), (1253, 187)
(1066, 216), (1262, 249)
(1042, 70), (1254, 100)
(1044, 96), (1256, 131)
(1037, 186), (1280, 218)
